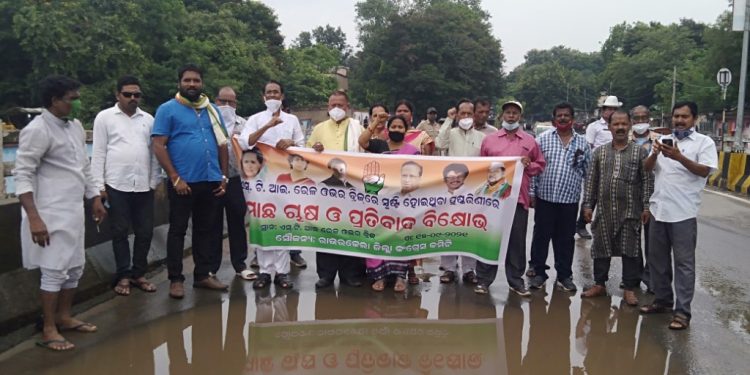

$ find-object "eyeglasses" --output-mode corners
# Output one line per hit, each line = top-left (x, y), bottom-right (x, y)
(216, 98), (237, 106)
(121, 92), (142, 99)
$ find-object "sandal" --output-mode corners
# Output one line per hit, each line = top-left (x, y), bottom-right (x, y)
(639, 303), (673, 314)
(394, 277), (407, 293)
(407, 268), (420, 285)
(114, 278), (130, 296)
(253, 273), (271, 289)
(36, 339), (75, 351)
(274, 273), (294, 289)
(131, 278), (157, 292)
(668, 313), (690, 330)
(237, 269), (258, 281)
(440, 271), (456, 284)
(58, 321), (97, 333)
(474, 284), (489, 295)
(371, 279), (385, 292)
(462, 271), (478, 285)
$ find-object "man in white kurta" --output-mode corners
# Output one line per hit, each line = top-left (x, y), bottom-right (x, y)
(14, 75), (107, 351)
(238, 81), (304, 290)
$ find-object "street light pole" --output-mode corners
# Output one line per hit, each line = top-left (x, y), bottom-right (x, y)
(736, 28), (749, 151)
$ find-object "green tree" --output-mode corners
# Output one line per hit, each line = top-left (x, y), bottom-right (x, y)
(350, 0), (504, 115)
(312, 25), (352, 63)
(281, 45), (340, 107)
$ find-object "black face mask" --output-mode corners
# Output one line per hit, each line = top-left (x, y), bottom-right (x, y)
(389, 131), (405, 142)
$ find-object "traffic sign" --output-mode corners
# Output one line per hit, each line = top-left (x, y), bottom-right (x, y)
(717, 68), (732, 88)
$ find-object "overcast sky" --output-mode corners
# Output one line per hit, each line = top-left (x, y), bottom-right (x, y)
(260, 0), (731, 70)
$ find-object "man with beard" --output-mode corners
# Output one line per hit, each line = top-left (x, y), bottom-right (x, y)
(577, 95), (622, 239)
(581, 110), (652, 307)
(15, 75), (108, 351)
(528, 103), (591, 293)
(239, 80), (306, 289)
(474, 100), (546, 296)
(641, 101), (717, 330)
(92, 76), (161, 296)
(152, 64), (230, 298)
(214, 86), (257, 282)
(475, 162), (511, 199)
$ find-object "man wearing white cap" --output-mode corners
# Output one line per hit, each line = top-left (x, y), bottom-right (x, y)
(576, 95), (622, 239)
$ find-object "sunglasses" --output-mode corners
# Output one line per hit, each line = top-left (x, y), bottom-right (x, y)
(120, 92), (142, 99)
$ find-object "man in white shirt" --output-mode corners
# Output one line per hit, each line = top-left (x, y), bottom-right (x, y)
(238, 80), (304, 290)
(641, 101), (717, 331)
(15, 75), (107, 351)
(215, 86), (256, 281)
(92, 76), (160, 297)
(435, 98), (486, 284)
(576, 95), (621, 240)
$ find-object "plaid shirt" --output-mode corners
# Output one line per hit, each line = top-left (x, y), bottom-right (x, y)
(531, 129), (591, 204)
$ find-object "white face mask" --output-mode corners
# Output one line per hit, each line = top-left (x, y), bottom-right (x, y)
(264, 99), (282, 114)
(502, 121), (520, 131)
(218, 105), (236, 127)
(632, 123), (650, 135)
(458, 118), (474, 130)
(329, 107), (347, 122)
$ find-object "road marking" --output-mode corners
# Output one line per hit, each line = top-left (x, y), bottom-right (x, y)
(703, 188), (750, 206)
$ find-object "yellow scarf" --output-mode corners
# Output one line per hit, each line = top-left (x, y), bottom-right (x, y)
(175, 93), (228, 146)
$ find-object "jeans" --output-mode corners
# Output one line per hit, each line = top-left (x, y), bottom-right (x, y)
(648, 217), (697, 319)
(477, 204), (528, 288)
(106, 186), (154, 283)
(529, 199), (577, 281)
(166, 181), (223, 283)
(213, 176), (248, 273)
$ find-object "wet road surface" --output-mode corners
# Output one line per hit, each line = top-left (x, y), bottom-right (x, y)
(0, 189), (748, 374)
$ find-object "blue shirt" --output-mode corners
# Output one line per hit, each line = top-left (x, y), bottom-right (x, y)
(152, 99), (225, 183)
(531, 129), (591, 204)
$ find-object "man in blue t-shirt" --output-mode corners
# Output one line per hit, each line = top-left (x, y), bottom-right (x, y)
(152, 64), (229, 299)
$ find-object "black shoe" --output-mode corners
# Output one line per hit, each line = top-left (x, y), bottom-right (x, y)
(290, 253), (307, 268)
(253, 273), (272, 289)
(556, 278), (577, 292)
(576, 227), (592, 239)
(249, 255), (259, 269)
(274, 273), (294, 289)
(529, 275), (546, 289)
(342, 277), (362, 287)
(509, 284), (531, 297)
(315, 278), (334, 289)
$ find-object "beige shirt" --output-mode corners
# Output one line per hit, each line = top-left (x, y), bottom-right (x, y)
(435, 118), (486, 157)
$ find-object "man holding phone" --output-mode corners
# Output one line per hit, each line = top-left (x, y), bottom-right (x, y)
(641, 101), (717, 330)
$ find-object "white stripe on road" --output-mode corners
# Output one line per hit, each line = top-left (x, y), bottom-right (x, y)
(703, 188), (750, 206)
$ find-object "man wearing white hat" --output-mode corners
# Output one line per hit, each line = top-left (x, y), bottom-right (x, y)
(576, 95), (622, 239)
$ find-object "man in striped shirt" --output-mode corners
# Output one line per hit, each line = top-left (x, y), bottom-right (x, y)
(528, 103), (591, 293)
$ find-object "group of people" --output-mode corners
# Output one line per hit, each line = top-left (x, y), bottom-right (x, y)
(15, 65), (716, 350)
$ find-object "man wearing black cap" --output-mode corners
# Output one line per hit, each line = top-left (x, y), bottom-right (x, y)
(416, 107), (441, 155)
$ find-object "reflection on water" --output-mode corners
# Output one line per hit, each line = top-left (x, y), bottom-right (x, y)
(21, 281), (690, 375)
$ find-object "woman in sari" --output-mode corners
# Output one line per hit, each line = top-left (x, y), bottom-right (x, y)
(394, 99), (435, 156)
(357, 114), (418, 292)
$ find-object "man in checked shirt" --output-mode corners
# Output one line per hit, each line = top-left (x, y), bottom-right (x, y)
(528, 103), (591, 293)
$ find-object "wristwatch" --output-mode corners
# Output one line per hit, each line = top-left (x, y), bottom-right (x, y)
(222, 175), (229, 184)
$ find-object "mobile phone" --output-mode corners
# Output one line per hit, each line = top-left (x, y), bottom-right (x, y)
(662, 138), (673, 147)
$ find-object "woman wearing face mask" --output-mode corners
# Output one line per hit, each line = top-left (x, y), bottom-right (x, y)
(359, 115), (420, 155)
(393, 100), (435, 156)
